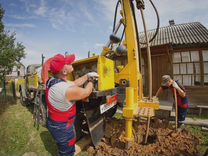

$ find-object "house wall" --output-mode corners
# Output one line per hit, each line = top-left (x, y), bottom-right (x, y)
(171, 47), (208, 106)
(6, 65), (25, 78)
(142, 45), (172, 97)
(142, 45), (208, 106)
(186, 87), (208, 106)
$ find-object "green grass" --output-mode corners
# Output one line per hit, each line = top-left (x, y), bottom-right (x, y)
(0, 99), (58, 156)
(0, 97), (89, 156)
(187, 114), (208, 120)
(186, 125), (208, 155)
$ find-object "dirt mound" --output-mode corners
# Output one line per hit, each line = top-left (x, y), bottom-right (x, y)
(87, 118), (200, 156)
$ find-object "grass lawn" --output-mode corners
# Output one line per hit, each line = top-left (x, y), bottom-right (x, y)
(0, 98), (58, 156)
(186, 125), (208, 155)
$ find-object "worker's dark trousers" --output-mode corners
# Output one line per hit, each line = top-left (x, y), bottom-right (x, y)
(47, 118), (76, 156)
(178, 107), (188, 125)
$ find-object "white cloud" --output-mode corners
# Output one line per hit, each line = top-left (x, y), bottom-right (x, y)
(93, 0), (116, 21)
(34, 0), (47, 16)
(22, 49), (42, 66)
(20, 0), (37, 14)
(8, 14), (37, 20)
(141, 0), (208, 29)
(16, 0), (116, 31)
(79, 5), (95, 24)
(46, 1), (99, 31)
(48, 8), (77, 32)
(19, 0), (47, 17)
(95, 43), (104, 47)
(6, 23), (36, 29)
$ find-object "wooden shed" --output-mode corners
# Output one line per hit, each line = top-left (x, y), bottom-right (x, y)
(140, 21), (208, 107)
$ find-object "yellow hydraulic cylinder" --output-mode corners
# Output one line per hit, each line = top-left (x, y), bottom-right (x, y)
(126, 87), (134, 108)
(125, 118), (133, 141)
(123, 87), (134, 142)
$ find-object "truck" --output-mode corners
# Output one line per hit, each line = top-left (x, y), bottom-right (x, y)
(19, 64), (41, 105)
(20, 0), (160, 146)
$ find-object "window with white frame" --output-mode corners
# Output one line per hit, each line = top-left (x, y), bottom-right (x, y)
(172, 51), (201, 86)
(141, 57), (145, 85)
(202, 50), (208, 85)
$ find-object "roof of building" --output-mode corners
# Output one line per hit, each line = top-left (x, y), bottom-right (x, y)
(139, 22), (208, 48)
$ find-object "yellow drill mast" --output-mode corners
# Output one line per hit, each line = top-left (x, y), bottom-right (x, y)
(121, 0), (141, 143)
(102, 0), (160, 146)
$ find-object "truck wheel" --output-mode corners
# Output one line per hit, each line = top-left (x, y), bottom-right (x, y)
(34, 89), (47, 127)
(20, 90), (26, 106)
(38, 102), (47, 126)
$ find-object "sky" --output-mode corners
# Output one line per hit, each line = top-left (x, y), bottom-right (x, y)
(1, 0), (208, 66)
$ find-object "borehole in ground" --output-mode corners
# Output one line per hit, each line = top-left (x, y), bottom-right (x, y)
(145, 134), (157, 145)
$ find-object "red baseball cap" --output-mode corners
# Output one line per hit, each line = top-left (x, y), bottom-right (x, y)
(50, 54), (76, 74)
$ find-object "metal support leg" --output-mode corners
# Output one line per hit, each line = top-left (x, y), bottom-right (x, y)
(123, 87), (134, 149)
(144, 116), (150, 144)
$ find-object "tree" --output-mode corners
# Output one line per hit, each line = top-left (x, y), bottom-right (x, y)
(0, 4), (4, 32)
(0, 5), (26, 82)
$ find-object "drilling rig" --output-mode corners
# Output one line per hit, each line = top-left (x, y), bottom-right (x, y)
(21, 0), (160, 147)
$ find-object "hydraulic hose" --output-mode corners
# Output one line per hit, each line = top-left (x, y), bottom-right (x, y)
(139, 0), (160, 44)
(140, 8), (152, 99)
(113, 0), (121, 32)
(136, 0), (160, 98)
(130, 0), (142, 73)
(113, 0), (126, 46)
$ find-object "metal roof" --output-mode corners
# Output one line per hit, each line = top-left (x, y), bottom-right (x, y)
(139, 22), (208, 48)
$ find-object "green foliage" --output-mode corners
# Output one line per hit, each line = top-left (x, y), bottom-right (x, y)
(0, 4), (26, 81)
(0, 5), (4, 32)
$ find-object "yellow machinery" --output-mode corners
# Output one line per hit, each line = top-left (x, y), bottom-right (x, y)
(72, 56), (115, 91)
(19, 64), (41, 105)
(100, 0), (160, 145)
(66, 0), (160, 146)
(18, 63), (48, 126)
(68, 55), (118, 145)
(18, 56), (118, 145)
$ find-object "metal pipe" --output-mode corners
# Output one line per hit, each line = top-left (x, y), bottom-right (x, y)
(173, 88), (178, 130)
(144, 116), (150, 144)
(140, 9), (152, 99)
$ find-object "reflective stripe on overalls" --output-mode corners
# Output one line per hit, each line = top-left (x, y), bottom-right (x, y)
(46, 78), (76, 156)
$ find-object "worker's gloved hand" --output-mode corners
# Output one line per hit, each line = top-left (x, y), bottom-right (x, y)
(152, 96), (158, 101)
(172, 81), (180, 90)
(87, 72), (99, 78)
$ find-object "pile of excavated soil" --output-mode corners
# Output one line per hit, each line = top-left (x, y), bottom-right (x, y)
(87, 118), (200, 156)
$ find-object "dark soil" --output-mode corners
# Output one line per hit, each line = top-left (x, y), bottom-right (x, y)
(87, 118), (200, 156)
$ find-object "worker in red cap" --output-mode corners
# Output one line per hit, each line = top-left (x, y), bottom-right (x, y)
(155, 75), (189, 128)
(46, 54), (98, 156)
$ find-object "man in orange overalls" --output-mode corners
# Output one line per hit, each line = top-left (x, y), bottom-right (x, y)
(46, 54), (98, 156)
(155, 75), (189, 127)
